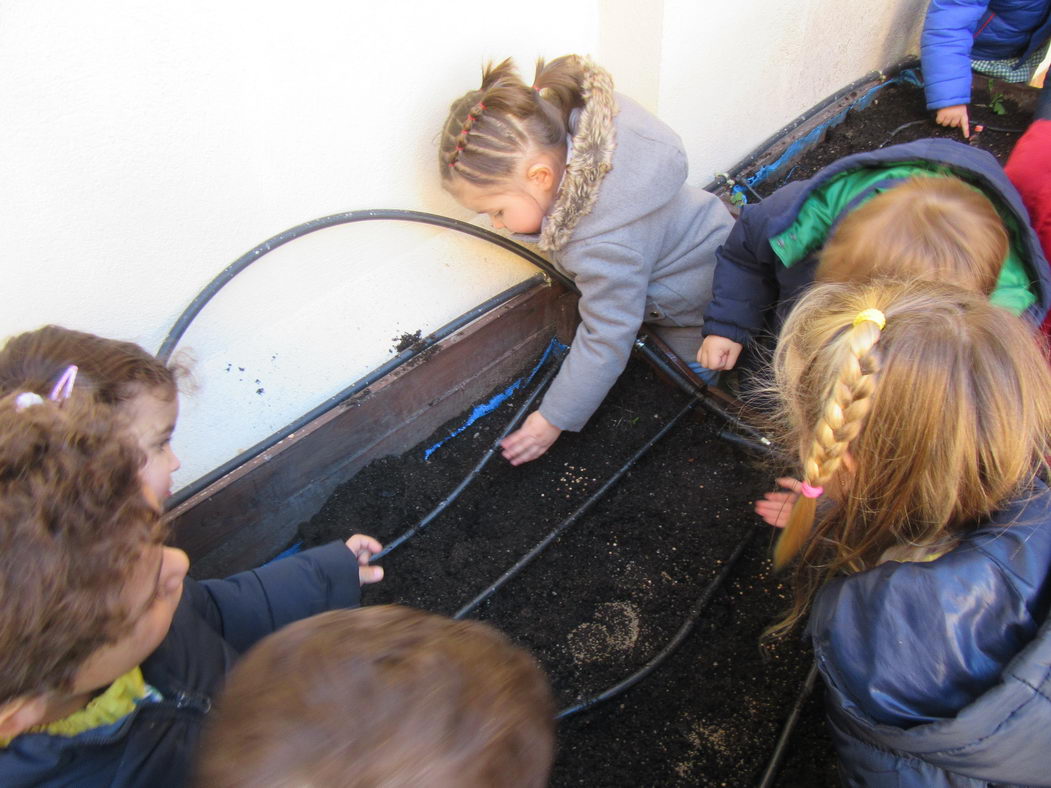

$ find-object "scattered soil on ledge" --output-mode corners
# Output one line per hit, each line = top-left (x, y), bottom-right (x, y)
(297, 78), (1037, 786)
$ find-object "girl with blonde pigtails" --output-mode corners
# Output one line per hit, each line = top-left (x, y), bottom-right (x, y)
(766, 277), (1051, 786)
(439, 55), (734, 465)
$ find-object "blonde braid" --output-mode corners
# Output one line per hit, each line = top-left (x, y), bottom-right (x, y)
(774, 319), (883, 569)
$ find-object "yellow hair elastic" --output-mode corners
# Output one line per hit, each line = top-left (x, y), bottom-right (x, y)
(852, 308), (886, 330)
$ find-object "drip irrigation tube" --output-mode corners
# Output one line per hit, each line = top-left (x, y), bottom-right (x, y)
(557, 525), (758, 719)
(757, 660), (821, 788)
(373, 350), (564, 561)
(632, 336), (773, 451)
(453, 400), (697, 621)
(166, 274), (545, 509)
(157, 209), (577, 363)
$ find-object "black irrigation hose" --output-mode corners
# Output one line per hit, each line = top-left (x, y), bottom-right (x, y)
(632, 336), (773, 451)
(157, 209), (577, 363)
(165, 274), (545, 509)
(879, 119), (928, 147)
(453, 400), (697, 621)
(757, 660), (821, 788)
(557, 525), (758, 719)
(717, 429), (776, 455)
(372, 350), (565, 561)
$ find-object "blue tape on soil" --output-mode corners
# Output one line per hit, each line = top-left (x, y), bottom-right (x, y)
(423, 336), (569, 460)
(745, 69), (922, 190)
(263, 541), (303, 565)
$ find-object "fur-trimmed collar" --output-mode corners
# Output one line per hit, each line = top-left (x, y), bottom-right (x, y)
(538, 57), (618, 252)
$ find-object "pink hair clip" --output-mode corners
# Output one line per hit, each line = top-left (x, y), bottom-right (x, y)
(799, 481), (824, 499)
(49, 365), (78, 402)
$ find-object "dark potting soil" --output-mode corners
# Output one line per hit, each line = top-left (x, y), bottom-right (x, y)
(297, 76), (1038, 786)
(753, 76), (1036, 198)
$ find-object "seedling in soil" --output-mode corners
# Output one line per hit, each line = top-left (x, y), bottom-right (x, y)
(985, 79), (1008, 115)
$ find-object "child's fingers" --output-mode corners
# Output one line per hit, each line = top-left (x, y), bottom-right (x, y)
(359, 564), (384, 585)
(774, 477), (803, 493)
(754, 498), (792, 528)
(345, 533), (383, 557)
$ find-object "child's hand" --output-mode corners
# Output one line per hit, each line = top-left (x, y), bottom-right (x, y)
(698, 335), (743, 371)
(501, 410), (562, 466)
(345, 534), (384, 585)
(935, 104), (969, 138)
(754, 477), (802, 528)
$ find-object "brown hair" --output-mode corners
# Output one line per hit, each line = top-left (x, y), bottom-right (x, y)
(0, 325), (179, 406)
(195, 605), (556, 788)
(767, 278), (1051, 637)
(0, 393), (166, 702)
(439, 55), (588, 186)
(817, 176), (1009, 294)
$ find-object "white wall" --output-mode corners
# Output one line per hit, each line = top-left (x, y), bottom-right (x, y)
(0, 0), (924, 490)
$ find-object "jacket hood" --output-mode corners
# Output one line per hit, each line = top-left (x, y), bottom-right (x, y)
(538, 57), (617, 252)
(769, 138), (1051, 325)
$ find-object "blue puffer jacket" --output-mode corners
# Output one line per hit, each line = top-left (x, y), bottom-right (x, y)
(921, 0), (1051, 109)
(702, 138), (1051, 349)
(808, 482), (1051, 786)
(0, 541), (361, 788)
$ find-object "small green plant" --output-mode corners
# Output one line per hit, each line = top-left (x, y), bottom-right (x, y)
(729, 190), (746, 207)
(987, 79), (1008, 115)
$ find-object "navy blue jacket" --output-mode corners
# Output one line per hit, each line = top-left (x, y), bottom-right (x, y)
(0, 541), (361, 787)
(809, 483), (1051, 786)
(921, 0), (1051, 109)
(703, 138), (1051, 348)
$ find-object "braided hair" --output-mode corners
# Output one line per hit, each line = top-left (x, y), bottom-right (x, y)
(766, 278), (1051, 638)
(439, 56), (586, 187)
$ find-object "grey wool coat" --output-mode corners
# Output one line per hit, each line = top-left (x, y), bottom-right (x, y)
(515, 59), (734, 432)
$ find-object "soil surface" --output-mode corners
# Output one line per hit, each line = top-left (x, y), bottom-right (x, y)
(298, 76), (1037, 787)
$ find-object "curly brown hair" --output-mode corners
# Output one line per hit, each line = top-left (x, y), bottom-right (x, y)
(0, 325), (180, 406)
(0, 393), (167, 703)
(196, 605), (556, 788)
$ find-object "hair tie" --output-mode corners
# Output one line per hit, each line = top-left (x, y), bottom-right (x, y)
(49, 365), (78, 402)
(799, 481), (824, 499)
(478, 102), (487, 110)
(532, 84), (540, 93)
(852, 308), (886, 330)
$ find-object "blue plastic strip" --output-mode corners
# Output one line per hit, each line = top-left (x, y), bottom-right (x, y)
(263, 541), (303, 564)
(736, 68), (923, 202)
(423, 337), (569, 460)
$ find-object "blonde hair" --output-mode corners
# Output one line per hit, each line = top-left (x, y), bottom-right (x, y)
(439, 55), (588, 186)
(195, 605), (556, 788)
(817, 177), (1009, 294)
(768, 278), (1051, 637)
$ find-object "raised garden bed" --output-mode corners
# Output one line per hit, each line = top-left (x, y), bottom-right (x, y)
(171, 66), (1040, 786)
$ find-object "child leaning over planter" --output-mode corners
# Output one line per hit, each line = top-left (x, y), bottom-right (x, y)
(920, 0), (1051, 138)
(440, 55), (734, 465)
(698, 138), (1051, 373)
(0, 336), (384, 787)
(194, 605), (555, 788)
(768, 278), (1051, 786)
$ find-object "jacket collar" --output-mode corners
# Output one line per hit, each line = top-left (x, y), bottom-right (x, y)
(538, 57), (618, 252)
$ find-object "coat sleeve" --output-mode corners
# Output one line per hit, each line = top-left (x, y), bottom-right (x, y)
(539, 240), (650, 432)
(920, 0), (991, 110)
(191, 541), (362, 653)
(702, 183), (806, 347)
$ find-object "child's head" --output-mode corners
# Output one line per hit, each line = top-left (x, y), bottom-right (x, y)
(817, 176), (1009, 294)
(0, 393), (188, 738)
(0, 325), (181, 502)
(769, 278), (1051, 633)
(439, 56), (587, 233)
(195, 605), (556, 788)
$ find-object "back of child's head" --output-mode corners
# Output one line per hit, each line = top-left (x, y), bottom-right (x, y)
(768, 277), (1051, 634)
(0, 325), (177, 406)
(195, 605), (556, 788)
(439, 55), (589, 187)
(817, 176), (1009, 294)
(0, 392), (165, 705)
